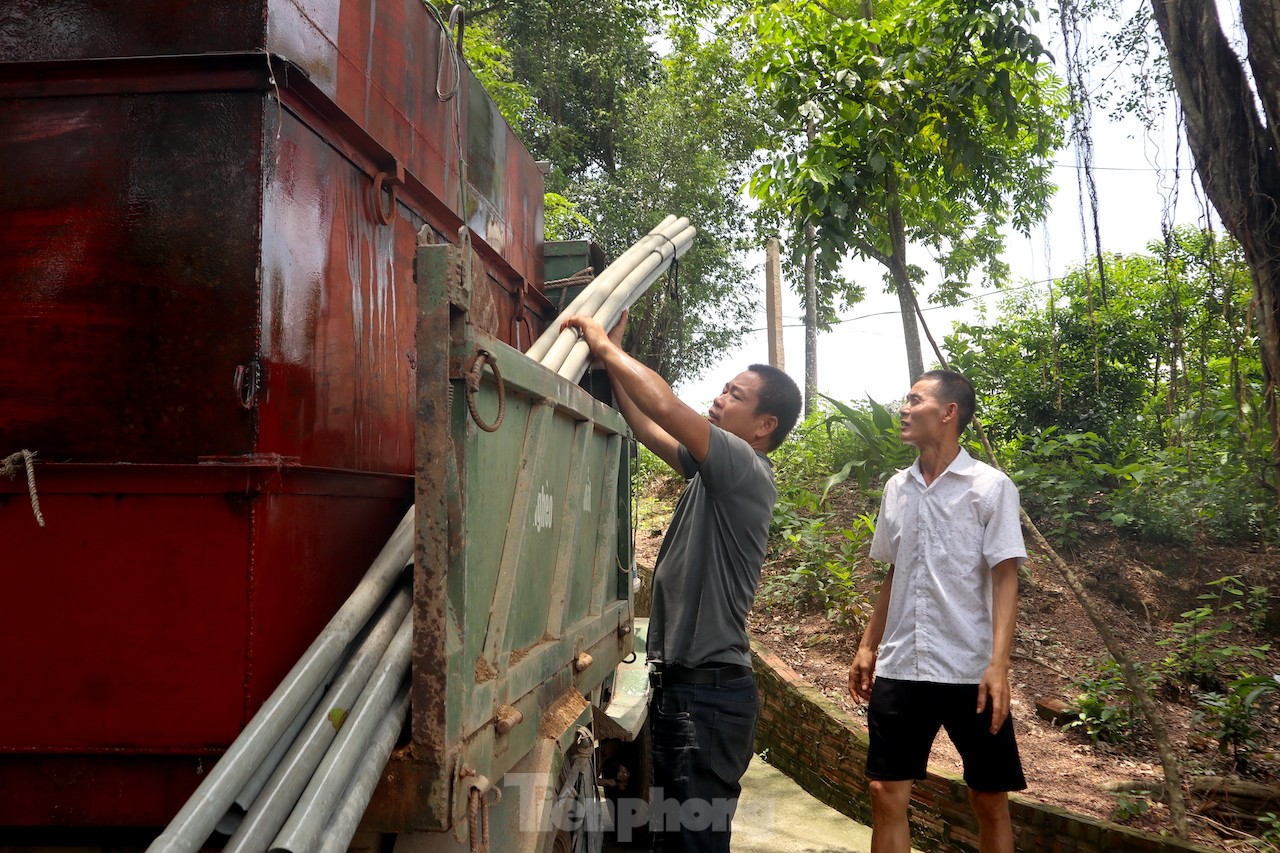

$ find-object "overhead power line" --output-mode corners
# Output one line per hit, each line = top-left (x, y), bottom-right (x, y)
(748, 277), (1054, 333)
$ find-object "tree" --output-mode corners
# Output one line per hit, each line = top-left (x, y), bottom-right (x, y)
(744, 0), (1068, 383)
(951, 227), (1263, 450)
(570, 21), (767, 385)
(1143, 1), (1280, 463)
(948, 228), (1274, 545)
(468, 3), (768, 387)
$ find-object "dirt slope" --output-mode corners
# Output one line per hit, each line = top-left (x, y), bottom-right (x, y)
(635, 486), (1280, 851)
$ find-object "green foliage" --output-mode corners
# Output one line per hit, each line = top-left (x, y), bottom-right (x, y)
(764, 490), (875, 625)
(1157, 576), (1272, 694)
(473, 2), (766, 386)
(633, 444), (671, 492)
(543, 193), (593, 242)
(1157, 604), (1235, 694)
(1194, 673), (1279, 773)
(770, 408), (856, 488)
(952, 227), (1277, 546)
(1065, 655), (1155, 743)
(742, 0), (1067, 377)
(762, 408), (879, 624)
(816, 395), (916, 496)
(460, 15), (538, 129)
(1099, 451), (1197, 545)
(1254, 812), (1280, 852)
(1005, 428), (1107, 539)
(1109, 789), (1153, 823)
(579, 20), (768, 385)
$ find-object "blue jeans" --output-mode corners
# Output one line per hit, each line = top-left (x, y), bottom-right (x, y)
(648, 674), (759, 853)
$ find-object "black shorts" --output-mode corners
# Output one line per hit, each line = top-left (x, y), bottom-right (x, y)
(865, 677), (1027, 792)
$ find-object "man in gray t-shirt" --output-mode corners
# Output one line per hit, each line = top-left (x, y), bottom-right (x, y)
(562, 311), (800, 853)
(647, 426), (776, 672)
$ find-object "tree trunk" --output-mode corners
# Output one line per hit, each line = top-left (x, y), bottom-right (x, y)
(893, 265), (924, 383)
(1151, 0), (1280, 465)
(804, 220), (818, 417)
(886, 170), (924, 382)
(804, 120), (819, 416)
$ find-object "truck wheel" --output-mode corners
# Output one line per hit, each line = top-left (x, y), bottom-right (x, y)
(602, 719), (651, 847)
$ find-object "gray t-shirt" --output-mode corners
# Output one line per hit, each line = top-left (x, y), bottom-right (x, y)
(646, 426), (777, 668)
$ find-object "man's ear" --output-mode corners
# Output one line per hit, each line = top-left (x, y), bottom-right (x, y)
(757, 413), (779, 443)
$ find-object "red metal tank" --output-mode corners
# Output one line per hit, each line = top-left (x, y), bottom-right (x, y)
(0, 0), (552, 829)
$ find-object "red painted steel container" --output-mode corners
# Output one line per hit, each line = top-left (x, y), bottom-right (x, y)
(0, 0), (551, 829)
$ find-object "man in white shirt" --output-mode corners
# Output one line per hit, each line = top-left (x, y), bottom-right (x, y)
(847, 370), (1027, 853)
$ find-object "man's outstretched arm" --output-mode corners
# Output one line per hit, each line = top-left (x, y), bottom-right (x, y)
(561, 313), (710, 471)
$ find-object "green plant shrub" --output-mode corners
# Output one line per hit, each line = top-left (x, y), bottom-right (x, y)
(1006, 428), (1108, 540)
(1064, 655), (1155, 743)
(763, 487), (875, 625)
(1109, 789), (1153, 823)
(1099, 451), (1198, 545)
(1194, 673), (1279, 773)
(771, 407), (856, 492)
(1157, 576), (1272, 693)
(1254, 812), (1280, 851)
(816, 395), (916, 497)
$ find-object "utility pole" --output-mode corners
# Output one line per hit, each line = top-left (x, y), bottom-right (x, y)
(765, 237), (785, 371)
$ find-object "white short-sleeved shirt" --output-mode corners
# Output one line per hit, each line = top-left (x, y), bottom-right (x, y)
(869, 448), (1027, 684)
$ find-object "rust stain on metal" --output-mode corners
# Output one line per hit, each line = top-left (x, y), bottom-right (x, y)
(474, 655), (498, 684)
(537, 689), (590, 740)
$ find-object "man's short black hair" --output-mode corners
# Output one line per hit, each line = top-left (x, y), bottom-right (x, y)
(918, 369), (976, 432)
(748, 364), (802, 451)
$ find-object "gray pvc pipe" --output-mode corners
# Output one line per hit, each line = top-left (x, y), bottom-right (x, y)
(558, 224), (696, 382)
(222, 583), (413, 852)
(145, 506), (415, 853)
(529, 216), (691, 366)
(314, 681), (411, 853)
(269, 610), (414, 853)
(526, 215), (680, 361)
(214, 661), (338, 837)
(538, 217), (691, 371)
(595, 224), (696, 336)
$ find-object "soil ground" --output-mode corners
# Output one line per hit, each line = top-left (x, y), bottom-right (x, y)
(633, 477), (1280, 851)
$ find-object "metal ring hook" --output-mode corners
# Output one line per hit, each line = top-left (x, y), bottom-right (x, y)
(465, 349), (506, 432)
(448, 5), (466, 51)
(372, 171), (397, 226)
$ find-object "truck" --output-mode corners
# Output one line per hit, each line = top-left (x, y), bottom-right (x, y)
(0, 2), (651, 849)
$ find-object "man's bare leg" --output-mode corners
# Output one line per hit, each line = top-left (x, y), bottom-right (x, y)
(969, 789), (1014, 853)
(869, 779), (914, 853)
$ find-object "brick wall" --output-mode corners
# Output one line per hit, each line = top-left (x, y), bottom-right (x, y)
(750, 639), (1221, 853)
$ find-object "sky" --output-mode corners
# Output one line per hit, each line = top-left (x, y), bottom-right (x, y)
(672, 3), (1218, 413)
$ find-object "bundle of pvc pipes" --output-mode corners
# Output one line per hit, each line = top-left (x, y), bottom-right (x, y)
(529, 216), (695, 383)
(146, 508), (416, 853)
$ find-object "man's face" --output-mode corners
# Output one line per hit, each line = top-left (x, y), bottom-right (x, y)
(708, 371), (772, 446)
(898, 378), (954, 446)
